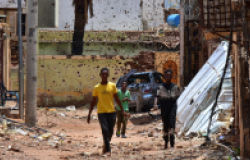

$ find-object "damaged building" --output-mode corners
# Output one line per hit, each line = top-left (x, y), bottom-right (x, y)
(0, 0), (181, 107)
(178, 0), (250, 158)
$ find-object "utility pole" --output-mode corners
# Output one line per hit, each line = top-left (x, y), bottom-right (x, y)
(180, 0), (184, 91)
(18, 0), (24, 119)
(25, 0), (38, 126)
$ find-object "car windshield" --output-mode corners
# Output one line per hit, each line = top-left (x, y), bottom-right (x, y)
(153, 73), (166, 83)
(127, 74), (150, 85)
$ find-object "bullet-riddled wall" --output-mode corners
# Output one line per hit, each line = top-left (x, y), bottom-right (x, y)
(37, 57), (132, 107)
(38, 0), (165, 31)
(10, 29), (180, 107)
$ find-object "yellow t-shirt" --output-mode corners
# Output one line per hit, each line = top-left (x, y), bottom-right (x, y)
(93, 82), (117, 114)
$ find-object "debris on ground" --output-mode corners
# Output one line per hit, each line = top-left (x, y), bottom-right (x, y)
(16, 128), (28, 136)
(0, 105), (239, 159)
(66, 105), (76, 111)
(7, 145), (21, 152)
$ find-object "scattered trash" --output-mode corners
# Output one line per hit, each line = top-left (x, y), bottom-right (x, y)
(37, 136), (44, 141)
(41, 133), (52, 138)
(49, 109), (57, 112)
(37, 133), (52, 141)
(56, 132), (67, 137)
(7, 145), (21, 152)
(29, 134), (37, 138)
(2, 120), (7, 133)
(92, 116), (98, 120)
(48, 141), (59, 148)
(16, 128), (28, 136)
(60, 113), (66, 117)
(80, 151), (99, 156)
(66, 105), (75, 111)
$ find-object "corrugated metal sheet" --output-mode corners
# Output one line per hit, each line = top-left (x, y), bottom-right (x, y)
(176, 41), (233, 136)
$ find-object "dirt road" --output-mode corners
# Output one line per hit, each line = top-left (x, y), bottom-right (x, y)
(0, 107), (236, 160)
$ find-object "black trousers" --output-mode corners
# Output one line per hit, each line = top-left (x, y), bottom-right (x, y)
(162, 116), (175, 147)
(98, 112), (116, 152)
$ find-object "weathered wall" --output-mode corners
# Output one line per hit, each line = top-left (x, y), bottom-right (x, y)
(10, 52), (180, 107)
(36, 58), (132, 107)
(0, 0), (25, 8)
(34, 28), (180, 106)
(39, 42), (144, 56)
(38, 0), (58, 28)
(39, 0), (165, 31)
(142, 0), (165, 28)
(154, 52), (180, 86)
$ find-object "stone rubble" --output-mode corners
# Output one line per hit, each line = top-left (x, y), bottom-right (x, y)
(0, 108), (240, 160)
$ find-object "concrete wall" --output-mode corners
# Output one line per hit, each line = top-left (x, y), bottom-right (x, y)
(38, 0), (58, 28)
(38, 42), (149, 56)
(39, 0), (165, 31)
(0, 0), (25, 8)
(142, 0), (165, 27)
(36, 58), (132, 107)
(10, 52), (181, 107)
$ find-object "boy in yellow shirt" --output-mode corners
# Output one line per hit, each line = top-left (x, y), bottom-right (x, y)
(87, 68), (127, 156)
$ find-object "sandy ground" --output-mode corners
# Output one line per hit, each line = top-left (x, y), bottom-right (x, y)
(0, 103), (237, 160)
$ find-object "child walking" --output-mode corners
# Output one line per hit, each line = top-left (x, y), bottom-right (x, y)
(116, 81), (131, 138)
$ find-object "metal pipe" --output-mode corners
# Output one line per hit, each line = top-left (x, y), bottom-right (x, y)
(180, 0), (185, 91)
(17, 0), (24, 119)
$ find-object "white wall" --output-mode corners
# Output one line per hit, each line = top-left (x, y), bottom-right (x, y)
(39, 0), (164, 31)
(0, 0), (25, 8)
(142, 0), (165, 27)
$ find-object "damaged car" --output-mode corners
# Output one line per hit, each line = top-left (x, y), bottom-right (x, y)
(116, 70), (165, 112)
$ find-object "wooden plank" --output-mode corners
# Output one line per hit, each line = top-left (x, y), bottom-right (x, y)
(233, 33), (239, 133)
(239, 58), (244, 157)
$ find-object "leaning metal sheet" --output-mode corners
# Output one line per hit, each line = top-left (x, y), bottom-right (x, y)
(176, 41), (233, 136)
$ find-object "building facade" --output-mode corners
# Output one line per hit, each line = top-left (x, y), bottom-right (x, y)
(1, 0), (181, 107)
